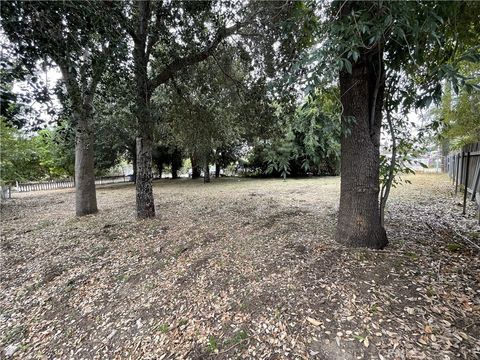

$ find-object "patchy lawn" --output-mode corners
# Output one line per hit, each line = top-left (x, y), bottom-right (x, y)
(0, 174), (479, 359)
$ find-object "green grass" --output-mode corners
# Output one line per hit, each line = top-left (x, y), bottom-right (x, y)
(447, 243), (463, 252)
(207, 335), (218, 352)
(2, 325), (25, 345)
(224, 330), (249, 346)
(153, 323), (169, 334)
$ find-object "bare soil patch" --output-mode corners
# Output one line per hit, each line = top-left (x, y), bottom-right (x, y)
(1, 174), (479, 359)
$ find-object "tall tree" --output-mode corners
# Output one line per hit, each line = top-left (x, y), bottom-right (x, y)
(333, 2), (387, 248)
(165, 47), (249, 182)
(113, 1), (249, 218)
(115, 0), (302, 217)
(1, 1), (123, 216)
(293, 1), (480, 247)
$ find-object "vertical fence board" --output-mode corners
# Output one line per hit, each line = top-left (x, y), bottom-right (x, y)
(447, 142), (480, 221)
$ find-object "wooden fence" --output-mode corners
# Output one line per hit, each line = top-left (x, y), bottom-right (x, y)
(446, 142), (480, 217)
(16, 175), (133, 193)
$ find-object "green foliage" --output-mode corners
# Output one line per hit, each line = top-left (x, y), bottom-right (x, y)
(0, 118), (75, 185)
(0, 57), (27, 129)
(163, 48), (250, 168)
(296, 0), (480, 185)
(434, 64), (480, 149)
(31, 127), (75, 177)
(262, 87), (341, 178)
(316, 1), (480, 110)
(0, 118), (40, 184)
(379, 114), (429, 191)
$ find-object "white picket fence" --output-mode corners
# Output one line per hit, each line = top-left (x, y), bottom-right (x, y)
(15, 175), (133, 193)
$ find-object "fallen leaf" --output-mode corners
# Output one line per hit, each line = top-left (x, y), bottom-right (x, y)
(306, 317), (322, 326)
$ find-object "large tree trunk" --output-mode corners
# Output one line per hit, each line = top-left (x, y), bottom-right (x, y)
(133, 1), (155, 219)
(335, 46), (388, 249)
(134, 85), (155, 218)
(136, 136), (155, 218)
(135, 69), (155, 215)
(74, 111), (98, 216)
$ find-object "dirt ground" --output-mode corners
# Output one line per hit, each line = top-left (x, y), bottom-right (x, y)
(1, 173), (479, 359)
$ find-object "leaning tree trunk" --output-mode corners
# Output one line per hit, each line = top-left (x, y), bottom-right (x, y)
(335, 47), (388, 249)
(74, 110), (98, 216)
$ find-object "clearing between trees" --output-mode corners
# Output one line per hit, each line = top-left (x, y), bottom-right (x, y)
(0, 173), (479, 359)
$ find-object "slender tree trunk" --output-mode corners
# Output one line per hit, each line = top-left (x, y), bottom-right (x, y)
(335, 46), (388, 249)
(156, 161), (163, 179)
(191, 154), (201, 179)
(130, 143), (137, 183)
(74, 110), (98, 216)
(441, 140), (449, 173)
(215, 162), (220, 178)
(380, 111), (396, 227)
(171, 150), (180, 179)
(204, 162), (211, 183)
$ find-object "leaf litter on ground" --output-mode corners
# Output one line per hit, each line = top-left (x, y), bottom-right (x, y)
(0, 174), (479, 359)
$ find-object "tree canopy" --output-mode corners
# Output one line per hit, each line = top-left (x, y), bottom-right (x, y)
(1, 0), (479, 247)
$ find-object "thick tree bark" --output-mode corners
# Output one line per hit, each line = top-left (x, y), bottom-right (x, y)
(335, 47), (388, 249)
(136, 136), (155, 218)
(134, 82), (155, 218)
(133, 1), (155, 219)
(74, 111), (98, 216)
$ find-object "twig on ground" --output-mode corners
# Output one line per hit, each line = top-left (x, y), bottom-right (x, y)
(217, 336), (252, 355)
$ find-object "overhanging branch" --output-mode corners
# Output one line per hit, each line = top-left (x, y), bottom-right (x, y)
(148, 23), (242, 92)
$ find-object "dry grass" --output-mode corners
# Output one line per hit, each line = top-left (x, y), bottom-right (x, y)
(0, 173), (479, 359)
